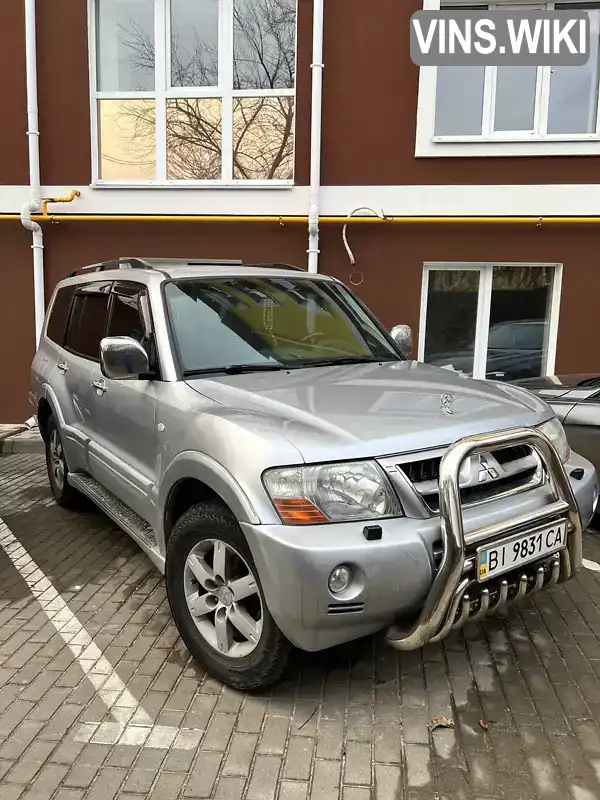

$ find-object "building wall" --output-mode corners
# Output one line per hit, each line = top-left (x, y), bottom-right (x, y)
(2, 220), (599, 421)
(2, 1), (600, 421)
(3, 0), (600, 190)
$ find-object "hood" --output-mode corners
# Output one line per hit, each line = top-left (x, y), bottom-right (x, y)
(185, 360), (553, 463)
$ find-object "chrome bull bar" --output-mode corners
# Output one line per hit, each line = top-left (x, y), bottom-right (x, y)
(386, 426), (583, 651)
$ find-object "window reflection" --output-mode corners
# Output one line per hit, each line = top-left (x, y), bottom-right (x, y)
(233, 97), (294, 180)
(233, 0), (296, 90)
(170, 0), (219, 87)
(423, 270), (480, 374)
(548, 5), (600, 134)
(494, 67), (537, 132)
(166, 99), (222, 179)
(434, 66), (485, 136)
(96, 0), (155, 91)
(485, 266), (552, 380)
(98, 99), (156, 180)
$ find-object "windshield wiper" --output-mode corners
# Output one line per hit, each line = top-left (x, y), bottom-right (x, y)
(183, 363), (287, 377)
(285, 356), (397, 368)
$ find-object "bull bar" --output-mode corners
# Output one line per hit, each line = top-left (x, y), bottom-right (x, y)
(386, 426), (583, 650)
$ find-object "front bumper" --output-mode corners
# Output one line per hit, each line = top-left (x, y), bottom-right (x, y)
(241, 429), (596, 652)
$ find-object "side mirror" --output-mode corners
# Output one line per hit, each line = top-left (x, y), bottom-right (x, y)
(100, 336), (150, 380)
(390, 324), (413, 359)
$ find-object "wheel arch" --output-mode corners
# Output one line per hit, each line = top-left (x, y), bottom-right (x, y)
(159, 452), (261, 552)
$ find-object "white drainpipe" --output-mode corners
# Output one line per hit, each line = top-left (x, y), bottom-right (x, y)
(307, 0), (324, 274)
(21, 0), (44, 346)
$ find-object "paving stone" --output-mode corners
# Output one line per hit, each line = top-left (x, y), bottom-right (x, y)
(4, 454), (600, 799)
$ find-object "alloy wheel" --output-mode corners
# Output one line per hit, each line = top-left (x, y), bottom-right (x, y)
(183, 538), (263, 658)
(49, 429), (65, 490)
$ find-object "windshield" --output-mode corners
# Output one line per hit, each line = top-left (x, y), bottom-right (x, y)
(164, 277), (402, 375)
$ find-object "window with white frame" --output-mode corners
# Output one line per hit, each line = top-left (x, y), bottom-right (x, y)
(417, 263), (562, 380)
(91, 0), (297, 184)
(416, 0), (600, 156)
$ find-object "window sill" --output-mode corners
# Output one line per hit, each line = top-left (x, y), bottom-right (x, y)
(416, 137), (600, 158)
(90, 180), (295, 190)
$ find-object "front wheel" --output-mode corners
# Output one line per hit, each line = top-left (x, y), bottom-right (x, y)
(165, 502), (291, 692)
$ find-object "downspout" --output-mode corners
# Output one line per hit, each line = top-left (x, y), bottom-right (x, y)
(21, 0), (44, 346)
(307, 0), (324, 273)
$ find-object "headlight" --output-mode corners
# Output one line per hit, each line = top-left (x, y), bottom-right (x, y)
(263, 460), (403, 525)
(537, 417), (571, 463)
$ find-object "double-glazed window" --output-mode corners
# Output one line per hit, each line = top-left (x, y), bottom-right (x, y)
(46, 281), (150, 362)
(92, 0), (297, 184)
(418, 263), (562, 381)
(416, 0), (600, 157)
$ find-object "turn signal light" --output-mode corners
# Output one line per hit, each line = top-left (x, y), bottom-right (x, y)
(273, 498), (328, 525)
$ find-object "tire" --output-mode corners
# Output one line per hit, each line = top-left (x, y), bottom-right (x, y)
(44, 415), (82, 509)
(165, 501), (291, 692)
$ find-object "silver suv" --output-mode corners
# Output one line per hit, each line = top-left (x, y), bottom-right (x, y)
(30, 258), (598, 691)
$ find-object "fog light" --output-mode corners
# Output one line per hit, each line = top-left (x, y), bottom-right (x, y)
(328, 565), (352, 594)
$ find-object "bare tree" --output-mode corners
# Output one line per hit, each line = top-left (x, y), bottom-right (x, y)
(108, 0), (296, 181)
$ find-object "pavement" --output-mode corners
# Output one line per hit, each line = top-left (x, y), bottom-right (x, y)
(3, 456), (600, 799)
(0, 425), (43, 455)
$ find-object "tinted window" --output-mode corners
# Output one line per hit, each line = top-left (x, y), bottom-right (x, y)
(64, 285), (111, 360)
(107, 285), (147, 343)
(46, 286), (75, 345)
(164, 277), (400, 374)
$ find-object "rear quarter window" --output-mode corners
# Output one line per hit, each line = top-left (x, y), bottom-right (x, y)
(46, 285), (75, 345)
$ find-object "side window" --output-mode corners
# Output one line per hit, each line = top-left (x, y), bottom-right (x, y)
(64, 283), (111, 360)
(46, 285), (75, 345)
(107, 284), (147, 343)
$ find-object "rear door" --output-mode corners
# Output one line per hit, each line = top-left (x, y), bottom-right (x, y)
(87, 281), (160, 523)
(60, 281), (112, 471)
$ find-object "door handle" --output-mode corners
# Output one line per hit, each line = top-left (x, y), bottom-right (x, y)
(57, 362), (69, 374)
(92, 380), (107, 395)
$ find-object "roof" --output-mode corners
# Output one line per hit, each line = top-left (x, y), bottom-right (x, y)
(64, 258), (335, 284)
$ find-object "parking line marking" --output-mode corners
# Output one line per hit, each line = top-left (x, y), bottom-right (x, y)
(0, 517), (201, 750)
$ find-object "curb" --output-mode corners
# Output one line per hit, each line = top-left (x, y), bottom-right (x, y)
(0, 427), (44, 455)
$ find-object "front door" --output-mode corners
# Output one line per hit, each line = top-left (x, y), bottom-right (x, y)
(87, 282), (159, 524)
(418, 263), (562, 382)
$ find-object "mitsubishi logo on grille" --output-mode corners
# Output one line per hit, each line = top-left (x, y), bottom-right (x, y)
(477, 454), (500, 483)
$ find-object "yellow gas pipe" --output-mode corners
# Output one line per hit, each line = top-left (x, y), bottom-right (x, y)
(1, 212), (600, 225)
(1, 191), (599, 225)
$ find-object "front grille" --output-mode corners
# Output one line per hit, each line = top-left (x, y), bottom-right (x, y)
(400, 444), (531, 486)
(399, 443), (541, 514)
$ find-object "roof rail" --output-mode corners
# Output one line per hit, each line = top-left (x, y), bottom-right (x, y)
(138, 258), (244, 266)
(69, 257), (154, 277)
(244, 262), (306, 272)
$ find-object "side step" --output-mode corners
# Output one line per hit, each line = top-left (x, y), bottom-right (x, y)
(68, 472), (158, 549)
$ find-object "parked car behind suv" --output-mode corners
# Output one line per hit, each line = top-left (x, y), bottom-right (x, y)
(30, 258), (598, 691)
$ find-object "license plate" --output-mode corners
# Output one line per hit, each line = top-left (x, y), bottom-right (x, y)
(477, 521), (567, 583)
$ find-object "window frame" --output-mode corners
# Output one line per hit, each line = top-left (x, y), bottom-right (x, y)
(106, 281), (164, 378)
(417, 262), (563, 379)
(88, 0), (298, 187)
(45, 285), (77, 346)
(415, 0), (600, 157)
(63, 282), (113, 363)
